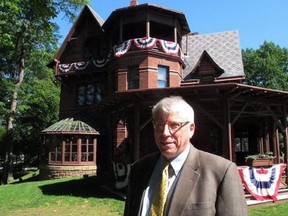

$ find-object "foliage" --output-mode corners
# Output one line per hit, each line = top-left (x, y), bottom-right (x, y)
(242, 41), (288, 91)
(245, 152), (275, 161)
(11, 50), (60, 159)
(0, 0), (89, 184)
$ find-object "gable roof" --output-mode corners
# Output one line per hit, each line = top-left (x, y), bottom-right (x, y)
(191, 50), (224, 75)
(182, 31), (244, 79)
(48, 4), (104, 67)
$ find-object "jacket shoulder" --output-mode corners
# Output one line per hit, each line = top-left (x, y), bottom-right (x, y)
(132, 151), (159, 169)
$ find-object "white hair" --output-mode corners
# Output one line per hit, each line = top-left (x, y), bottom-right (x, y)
(152, 96), (194, 122)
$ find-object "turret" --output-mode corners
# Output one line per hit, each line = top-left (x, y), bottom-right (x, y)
(103, 3), (190, 91)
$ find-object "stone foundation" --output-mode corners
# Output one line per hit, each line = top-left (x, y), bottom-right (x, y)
(39, 164), (97, 180)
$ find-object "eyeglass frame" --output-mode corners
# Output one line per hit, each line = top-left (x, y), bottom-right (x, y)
(153, 121), (191, 134)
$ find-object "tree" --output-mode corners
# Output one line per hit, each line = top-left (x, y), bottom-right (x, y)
(0, 0), (89, 184)
(242, 41), (288, 91)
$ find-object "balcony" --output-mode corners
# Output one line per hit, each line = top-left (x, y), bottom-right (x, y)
(56, 37), (183, 76)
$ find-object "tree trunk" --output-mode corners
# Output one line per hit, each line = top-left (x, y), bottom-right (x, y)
(1, 50), (25, 185)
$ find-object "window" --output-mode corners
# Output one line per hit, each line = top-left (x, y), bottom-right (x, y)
(50, 146), (61, 162)
(81, 138), (95, 162)
(47, 136), (96, 165)
(235, 132), (249, 152)
(158, 66), (169, 88)
(77, 83), (103, 106)
(128, 65), (139, 89)
(64, 138), (78, 162)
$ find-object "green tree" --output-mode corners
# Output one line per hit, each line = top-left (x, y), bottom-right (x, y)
(12, 49), (60, 163)
(242, 41), (288, 90)
(0, 0), (89, 184)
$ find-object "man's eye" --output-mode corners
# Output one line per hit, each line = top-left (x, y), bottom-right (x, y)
(156, 124), (164, 129)
(169, 122), (180, 129)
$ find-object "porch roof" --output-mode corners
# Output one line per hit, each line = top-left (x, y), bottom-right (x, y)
(96, 83), (288, 111)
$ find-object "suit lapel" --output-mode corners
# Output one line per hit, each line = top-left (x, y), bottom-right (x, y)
(131, 153), (159, 213)
(167, 145), (200, 216)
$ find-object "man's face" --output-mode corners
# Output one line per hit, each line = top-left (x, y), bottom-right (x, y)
(153, 110), (195, 160)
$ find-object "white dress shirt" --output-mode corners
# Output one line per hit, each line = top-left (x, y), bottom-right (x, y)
(140, 144), (191, 216)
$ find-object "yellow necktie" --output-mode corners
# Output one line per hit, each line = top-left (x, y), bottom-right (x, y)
(150, 160), (169, 216)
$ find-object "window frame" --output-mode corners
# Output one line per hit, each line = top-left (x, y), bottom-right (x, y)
(128, 65), (139, 89)
(77, 83), (103, 106)
(158, 65), (169, 88)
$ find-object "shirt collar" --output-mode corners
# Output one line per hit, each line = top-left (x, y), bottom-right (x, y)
(168, 144), (190, 176)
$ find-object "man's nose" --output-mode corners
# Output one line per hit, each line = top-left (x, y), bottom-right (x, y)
(162, 124), (171, 135)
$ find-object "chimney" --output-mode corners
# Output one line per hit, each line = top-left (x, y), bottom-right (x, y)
(130, 0), (138, 6)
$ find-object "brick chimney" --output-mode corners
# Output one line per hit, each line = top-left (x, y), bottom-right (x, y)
(130, 0), (138, 6)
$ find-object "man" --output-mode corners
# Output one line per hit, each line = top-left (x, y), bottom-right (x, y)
(124, 96), (248, 216)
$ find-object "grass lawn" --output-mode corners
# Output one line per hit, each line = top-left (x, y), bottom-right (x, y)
(1, 171), (288, 215)
(250, 202), (288, 216)
(0, 172), (125, 216)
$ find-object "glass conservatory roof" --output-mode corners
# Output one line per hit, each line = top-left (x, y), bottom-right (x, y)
(41, 118), (99, 135)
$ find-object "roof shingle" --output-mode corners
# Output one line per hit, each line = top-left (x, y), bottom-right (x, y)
(182, 31), (244, 79)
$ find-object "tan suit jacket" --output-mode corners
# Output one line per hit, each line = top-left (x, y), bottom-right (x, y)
(124, 144), (248, 216)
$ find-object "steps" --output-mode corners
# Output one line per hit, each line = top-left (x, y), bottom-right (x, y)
(246, 188), (288, 206)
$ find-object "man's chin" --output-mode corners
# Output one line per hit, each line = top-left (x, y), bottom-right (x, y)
(161, 149), (176, 159)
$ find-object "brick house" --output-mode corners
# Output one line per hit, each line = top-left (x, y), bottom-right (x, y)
(42, 2), (288, 183)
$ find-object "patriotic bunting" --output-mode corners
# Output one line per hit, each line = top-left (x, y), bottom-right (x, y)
(92, 53), (111, 68)
(133, 37), (157, 49)
(159, 39), (180, 55)
(74, 61), (89, 70)
(58, 37), (183, 72)
(59, 63), (73, 73)
(114, 40), (132, 57)
(238, 164), (286, 202)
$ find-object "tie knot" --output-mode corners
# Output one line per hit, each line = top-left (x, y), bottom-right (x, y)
(163, 160), (169, 168)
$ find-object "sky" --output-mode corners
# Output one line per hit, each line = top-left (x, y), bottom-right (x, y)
(56, 0), (288, 49)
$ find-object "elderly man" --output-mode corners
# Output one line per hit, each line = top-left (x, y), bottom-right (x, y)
(124, 96), (248, 216)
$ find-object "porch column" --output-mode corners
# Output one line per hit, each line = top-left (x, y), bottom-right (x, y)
(77, 137), (81, 163)
(283, 109), (288, 185)
(146, 20), (150, 38)
(174, 19), (177, 43)
(133, 105), (140, 161)
(258, 126), (264, 153)
(264, 123), (270, 153)
(61, 140), (65, 164)
(273, 123), (281, 164)
(223, 99), (233, 161)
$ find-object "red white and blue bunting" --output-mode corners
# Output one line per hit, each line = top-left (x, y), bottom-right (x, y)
(238, 164), (286, 202)
(74, 61), (89, 70)
(58, 37), (183, 73)
(114, 40), (132, 58)
(159, 39), (180, 55)
(114, 37), (183, 58)
(92, 53), (112, 68)
(59, 63), (73, 73)
(133, 37), (157, 49)
(112, 162), (131, 189)
(58, 54), (111, 73)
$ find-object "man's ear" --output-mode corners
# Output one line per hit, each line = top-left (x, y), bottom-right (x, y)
(189, 123), (195, 138)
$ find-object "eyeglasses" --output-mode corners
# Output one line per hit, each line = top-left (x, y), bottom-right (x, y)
(153, 121), (190, 133)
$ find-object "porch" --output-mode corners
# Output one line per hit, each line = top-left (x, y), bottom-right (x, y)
(247, 188), (288, 207)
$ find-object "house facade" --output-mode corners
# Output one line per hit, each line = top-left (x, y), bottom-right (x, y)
(43, 2), (288, 183)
